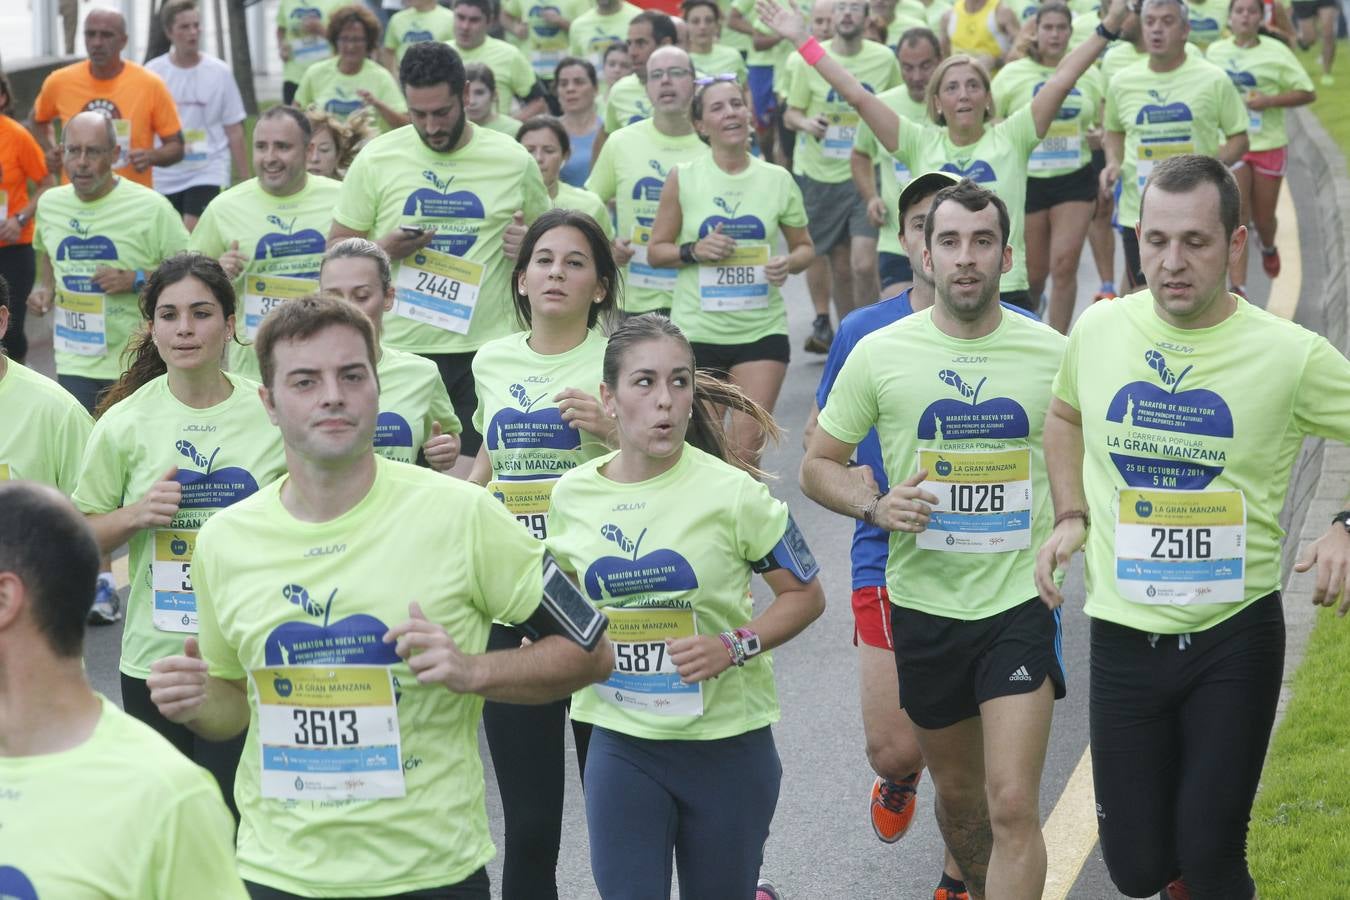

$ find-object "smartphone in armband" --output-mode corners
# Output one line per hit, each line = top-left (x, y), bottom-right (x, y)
(518, 556), (608, 651)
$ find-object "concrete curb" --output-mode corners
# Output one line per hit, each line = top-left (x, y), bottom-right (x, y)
(1274, 107), (1350, 724)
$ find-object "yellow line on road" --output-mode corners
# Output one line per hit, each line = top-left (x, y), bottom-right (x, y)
(1041, 747), (1099, 900)
(1263, 180), (1302, 320)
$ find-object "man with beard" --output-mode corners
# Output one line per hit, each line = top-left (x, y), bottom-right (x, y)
(329, 41), (549, 476)
(803, 179), (1067, 900)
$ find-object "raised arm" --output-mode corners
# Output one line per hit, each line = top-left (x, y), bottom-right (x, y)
(1030, 0), (1128, 138)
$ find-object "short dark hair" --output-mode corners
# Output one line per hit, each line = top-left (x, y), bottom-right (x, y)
(517, 115), (571, 156)
(1141, 154), (1241, 239)
(465, 62), (497, 94)
(512, 208), (620, 330)
(681, 0), (721, 19)
(453, 0), (494, 19)
(255, 293), (379, 389)
(400, 39), (466, 95)
(327, 4), (382, 53)
(632, 10), (678, 45)
(160, 0), (196, 32)
(0, 483), (99, 658)
(602, 41), (630, 65)
(923, 178), (1011, 249)
(897, 26), (941, 58)
(260, 103), (313, 143)
(553, 56), (598, 86)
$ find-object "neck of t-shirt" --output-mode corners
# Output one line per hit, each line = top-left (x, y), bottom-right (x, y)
(830, 34), (865, 56)
(931, 294), (1003, 340)
(89, 58), (126, 80)
(1233, 33), (1260, 47)
(597, 0), (623, 14)
(170, 47), (202, 67)
(280, 451), (379, 523)
(1149, 48), (1187, 73)
(654, 110), (694, 136)
(690, 36), (714, 54)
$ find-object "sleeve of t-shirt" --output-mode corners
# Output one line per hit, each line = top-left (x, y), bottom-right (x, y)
(853, 118), (879, 160)
(157, 198), (192, 256)
(294, 68), (317, 108)
(193, 530), (247, 680)
(1280, 47), (1315, 92)
(377, 68), (408, 113)
(427, 374), (461, 435)
(1083, 67), (1104, 128)
(990, 66), (1016, 119)
(1290, 334), (1350, 444)
(815, 340), (880, 445)
(881, 54), (902, 92)
(1050, 310), (1084, 410)
(17, 125), (50, 181)
(895, 112), (922, 168)
(815, 313), (865, 409)
(470, 354), (490, 437)
(219, 67), (248, 127)
(1216, 71), (1248, 136)
(734, 473), (790, 562)
(148, 776), (249, 900)
(1006, 103), (1040, 155)
(53, 402), (95, 495)
(511, 49), (536, 99)
(1104, 83), (1123, 132)
(603, 92), (622, 133)
(787, 59), (812, 110)
(780, 169), (807, 228)
(470, 488), (546, 623)
(150, 76), (185, 139)
(71, 417), (129, 515)
(584, 135), (617, 202)
(384, 13), (402, 49)
(333, 150), (379, 232)
(187, 201), (226, 256)
(521, 156), (552, 223)
(32, 75), (59, 125)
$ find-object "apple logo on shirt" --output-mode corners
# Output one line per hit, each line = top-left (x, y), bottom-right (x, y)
(404, 28), (435, 43)
(255, 214), (327, 261)
(0, 866), (37, 900)
(583, 524), (699, 601)
(172, 438), (260, 509)
(699, 197), (766, 242)
(1221, 67), (1258, 91)
(529, 5), (564, 37)
(631, 159), (671, 225)
(826, 82), (878, 104)
(487, 382), (581, 456)
(626, 99), (652, 126)
(917, 369), (1030, 441)
(1104, 349), (1233, 489)
(1136, 90), (1195, 127)
(289, 6), (323, 24)
(402, 170), (486, 255)
(374, 412), (414, 453)
(265, 583), (401, 666)
(940, 158), (997, 184)
(325, 86), (365, 119)
(55, 218), (118, 281)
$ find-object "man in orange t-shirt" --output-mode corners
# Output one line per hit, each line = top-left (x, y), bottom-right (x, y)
(0, 99), (56, 363)
(33, 8), (185, 189)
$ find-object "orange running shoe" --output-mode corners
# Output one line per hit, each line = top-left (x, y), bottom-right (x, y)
(1092, 290), (1118, 303)
(933, 889), (970, 900)
(870, 773), (920, 843)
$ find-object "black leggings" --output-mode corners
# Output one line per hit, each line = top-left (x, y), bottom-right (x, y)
(119, 672), (246, 823)
(0, 243), (36, 362)
(1120, 225), (1146, 291)
(1089, 593), (1284, 899)
(245, 868), (490, 899)
(481, 623), (593, 900)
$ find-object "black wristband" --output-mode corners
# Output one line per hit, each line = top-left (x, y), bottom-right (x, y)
(1333, 510), (1350, 531)
(679, 241), (698, 265)
(1096, 21), (1121, 40)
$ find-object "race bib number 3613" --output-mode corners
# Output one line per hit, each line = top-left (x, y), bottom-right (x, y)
(915, 448), (1033, 552)
(1115, 488), (1246, 605)
(253, 665), (405, 801)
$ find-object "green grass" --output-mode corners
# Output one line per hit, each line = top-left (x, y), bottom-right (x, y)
(1246, 38), (1350, 895)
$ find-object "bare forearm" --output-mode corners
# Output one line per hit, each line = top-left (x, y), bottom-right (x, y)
(800, 456), (875, 520)
(782, 106), (812, 132)
(185, 677), (250, 741)
(153, 139), (185, 166)
(468, 634), (613, 703)
(1044, 407), (1087, 516)
(86, 508), (144, 555)
(647, 240), (680, 267)
(747, 584), (825, 652)
(1103, 130), (1124, 169)
(1217, 132), (1248, 166)
(851, 150), (879, 202)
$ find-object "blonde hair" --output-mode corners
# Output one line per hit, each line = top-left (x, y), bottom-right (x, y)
(304, 106), (378, 179)
(925, 55), (994, 127)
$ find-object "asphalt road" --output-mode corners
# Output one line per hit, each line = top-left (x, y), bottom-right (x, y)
(64, 168), (1319, 899)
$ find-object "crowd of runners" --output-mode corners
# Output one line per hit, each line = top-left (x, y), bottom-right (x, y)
(1, 0), (1349, 898)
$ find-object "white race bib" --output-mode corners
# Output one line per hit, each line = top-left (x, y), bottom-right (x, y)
(698, 244), (770, 312)
(1247, 109), (1263, 132)
(915, 448), (1033, 553)
(0, 189), (8, 221)
(1029, 120), (1082, 172)
(1137, 136), (1194, 189)
(152, 528), (198, 633)
(253, 665), (405, 801)
(822, 111), (860, 161)
(627, 224), (678, 291)
(891, 158), (911, 189)
(54, 290), (107, 357)
(532, 48), (565, 78)
(243, 274), (315, 339)
(112, 119), (132, 169)
(1115, 488), (1246, 605)
(596, 607), (702, 716)
(291, 37), (332, 63)
(183, 128), (209, 165)
(489, 479), (554, 540)
(394, 247), (483, 335)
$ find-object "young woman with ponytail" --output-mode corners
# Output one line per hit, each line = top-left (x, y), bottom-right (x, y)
(545, 313), (826, 898)
(72, 252), (285, 815)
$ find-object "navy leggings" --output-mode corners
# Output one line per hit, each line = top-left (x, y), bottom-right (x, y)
(585, 725), (781, 900)
(1089, 593), (1284, 899)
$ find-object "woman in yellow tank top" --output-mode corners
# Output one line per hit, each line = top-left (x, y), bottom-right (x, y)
(942, 0), (1021, 70)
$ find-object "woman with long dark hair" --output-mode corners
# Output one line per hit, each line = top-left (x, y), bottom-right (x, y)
(72, 252), (285, 815)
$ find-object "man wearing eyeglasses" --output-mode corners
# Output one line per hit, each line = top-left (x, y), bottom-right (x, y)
(783, 0), (900, 354)
(25, 112), (189, 416)
(587, 45), (708, 317)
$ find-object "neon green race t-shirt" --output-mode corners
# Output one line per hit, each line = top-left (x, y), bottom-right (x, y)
(483, 113), (524, 137)
(71, 372), (286, 678)
(334, 124), (551, 354)
(1185, 0), (1224, 48)
(554, 181), (615, 239)
(603, 73), (652, 133)
(453, 36), (540, 114)
(818, 307), (1066, 620)
(1105, 54), (1247, 228)
(888, 0), (933, 42)
(0, 359), (92, 491)
(1206, 36), (1313, 153)
(569, 2), (644, 66)
(504, 0), (589, 78)
(33, 180), (189, 381)
(0, 695), (247, 900)
(992, 57), (1103, 178)
(376, 345), (462, 465)
(188, 174), (344, 379)
(717, 0), (753, 54)
(277, 0), (344, 85)
(1098, 41), (1199, 87)
(586, 119), (709, 313)
(689, 44), (749, 81)
(194, 456), (545, 896)
(1052, 292), (1350, 634)
(472, 328), (609, 538)
(668, 153), (807, 345)
(547, 444), (789, 740)
(384, 5), (456, 62)
(786, 39), (901, 184)
(293, 58), (408, 130)
(853, 86), (928, 258)
(892, 105), (1041, 292)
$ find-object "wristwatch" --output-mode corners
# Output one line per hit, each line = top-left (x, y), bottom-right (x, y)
(1096, 21), (1121, 41)
(1333, 510), (1350, 533)
(15, 211), (30, 227)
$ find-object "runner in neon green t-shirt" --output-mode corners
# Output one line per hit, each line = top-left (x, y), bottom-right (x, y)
(1036, 153), (1350, 900)
(587, 48), (709, 315)
(569, 0), (644, 66)
(0, 484), (247, 900)
(804, 179), (1067, 898)
(1101, 0), (1247, 291)
(684, 0), (751, 81)
(276, 0), (344, 100)
(319, 238), (465, 471)
(991, 2), (1104, 333)
(452, 0), (548, 117)
(518, 117), (616, 239)
(649, 79), (812, 469)
(470, 209), (617, 898)
(190, 106), (343, 379)
(72, 253), (286, 818)
(502, 0), (588, 81)
(465, 63), (527, 136)
(329, 42), (552, 462)
(602, 11), (681, 134)
(546, 313), (823, 898)
(294, 7), (408, 131)
(382, 0), (456, 69)
(1205, 0), (1315, 296)
(143, 293), (612, 898)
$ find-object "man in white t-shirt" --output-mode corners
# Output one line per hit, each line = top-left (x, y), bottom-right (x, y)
(145, 0), (248, 231)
